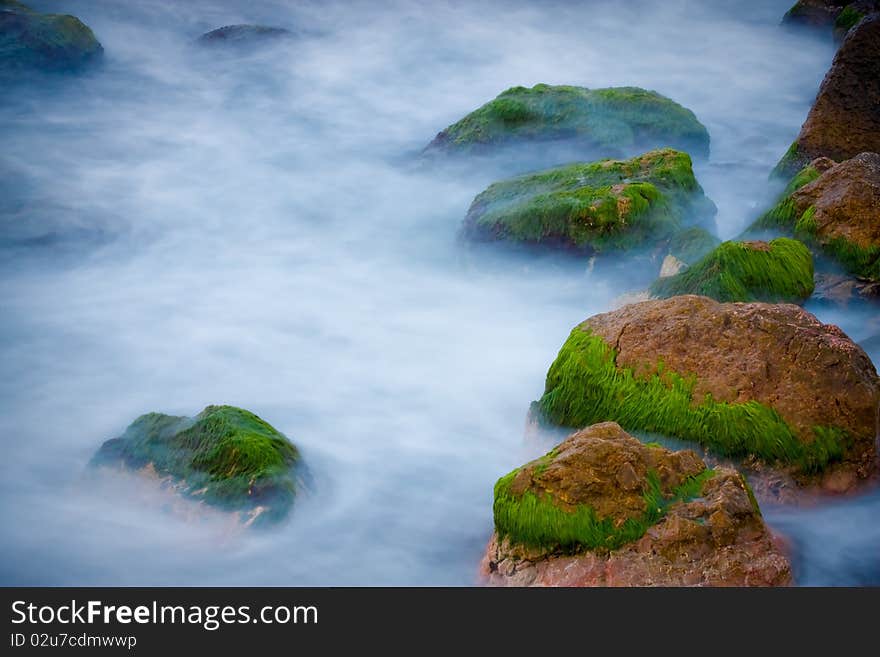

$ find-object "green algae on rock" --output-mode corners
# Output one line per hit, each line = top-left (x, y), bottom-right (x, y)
(782, 1), (877, 39)
(532, 296), (880, 486)
(650, 238), (815, 303)
(754, 154), (880, 282)
(483, 422), (791, 586)
(461, 148), (716, 254)
(0, 0), (103, 76)
(425, 84), (710, 160)
(91, 405), (304, 526)
(494, 445), (713, 553)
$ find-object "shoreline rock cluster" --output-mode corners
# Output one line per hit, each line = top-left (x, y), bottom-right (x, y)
(8, 0), (879, 585)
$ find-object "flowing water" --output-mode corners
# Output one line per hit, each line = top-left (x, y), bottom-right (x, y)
(1, 0), (877, 585)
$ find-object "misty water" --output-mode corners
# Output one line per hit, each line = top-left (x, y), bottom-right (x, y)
(1, 0), (878, 585)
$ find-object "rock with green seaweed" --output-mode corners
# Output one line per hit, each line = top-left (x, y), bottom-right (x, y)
(782, 1), (878, 40)
(650, 238), (815, 303)
(0, 0), (103, 77)
(481, 421), (791, 586)
(91, 405), (306, 526)
(424, 84), (710, 166)
(461, 148), (716, 255)
(531, 296), (880, 492)
(773, 15), (880, 178)
(754, 153), (880, 283)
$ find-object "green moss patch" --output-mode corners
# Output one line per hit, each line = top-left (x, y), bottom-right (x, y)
(92, 405), (302, 523)
(429, 84), (709, 158)
(835, 6), (865, 31)
(650, 238), (815, 303)
(771, 141), (810, 181)
(535, 329), (847, 472)
(462, 148), (715, 252)
(493, 466), (714, 553)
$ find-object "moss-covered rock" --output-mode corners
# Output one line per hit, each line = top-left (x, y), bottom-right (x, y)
(91, 405), (305, 526)
(754, 154), (880, 282)
(0, 0), (103, 76)
(461, 148), (716, 254)
(196, 24), (293, 47)
(773, 15), (880, 178)
(482, 422), (791, 586)
(650, 238), (815, 303)
(425, 84), (710, 162)
(532, 296), (880, 488)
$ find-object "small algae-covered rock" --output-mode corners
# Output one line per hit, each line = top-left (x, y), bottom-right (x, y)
(91, 405), (305, 526)
(774, 16), (880, 178)
(481, 422), (791, 586)
(782, 1), (878, 39)
(755, 153), (880, 282)
(461, 148), (716, 254)
(196, 24), (294, 47)
(650, 238), (815, 303)
(532, 296), (880, 490)
(0, 0), (103, 76)
(425, 84), (710, 163)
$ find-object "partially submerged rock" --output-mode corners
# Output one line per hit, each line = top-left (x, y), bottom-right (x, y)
(481, 422), (791, 586)
(782, 1), (878, 39)
(774, 16), (880, 177)
(665, 226), (721, 266)
(532, 296), (880, 490)
(196, 24), (293, 48)
(650, 238), (815, 303)
(755, 153), (880, 282)
(91, 405), (305, 526)
(0, 0), (103, 76)
(461, 148), (716, 255)
(425, 84), (710, 164)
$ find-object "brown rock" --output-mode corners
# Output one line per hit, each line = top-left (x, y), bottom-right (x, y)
(813, 272), (880, 305)
(582, 296), (880, 487)
(791, 152), (880, 256)
(781, 16), (880, 174)
(481, 423), (792, 587)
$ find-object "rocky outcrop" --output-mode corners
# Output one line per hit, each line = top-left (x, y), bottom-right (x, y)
(0, 0), (103, 77)
(196, 24), (293, 47)
(91, 405), (306, 526)
(424, 84), (710, 165)
(650, 238), (815, 303)
(774, 16), (880, 177)
(533, 296), (880, 491)
(461, 148), (716, 254)
(481, 422), (791, 586)
(756, 153), (880, 282)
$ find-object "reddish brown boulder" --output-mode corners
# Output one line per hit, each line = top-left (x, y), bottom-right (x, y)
(790, 153), (880, 274)
(481, 423), (792, 587)
(776, 16), (880, 176)
(535, 295), (880, 491)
